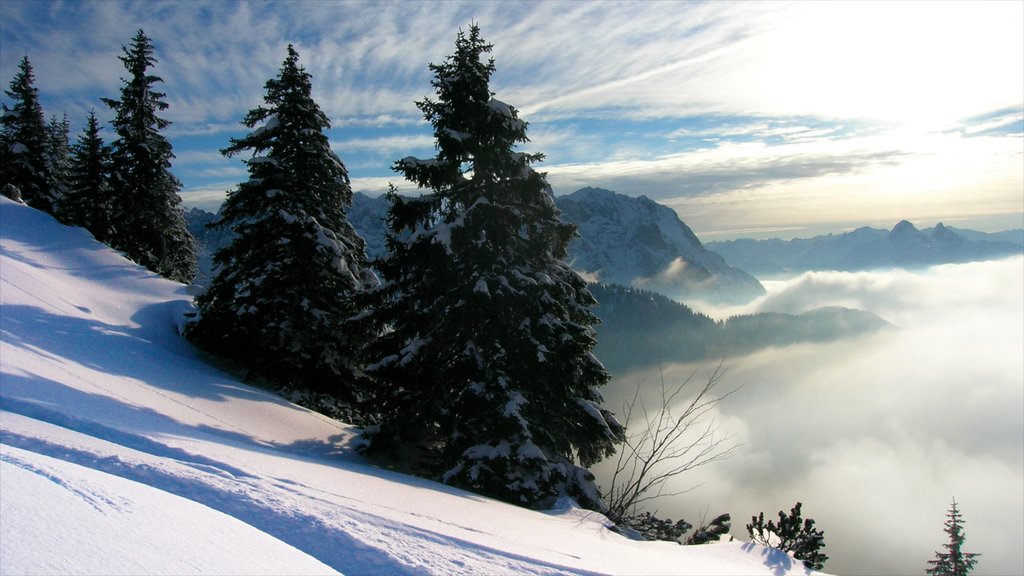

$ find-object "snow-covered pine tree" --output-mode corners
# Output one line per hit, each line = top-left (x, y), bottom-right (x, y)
(61, 110), (112, 240)
(187, 45), (376, 404)
(102, 29), (196, 283)
(0, 56), (58, 213)
(45, 113), (71, 212)
(361, 25), (624, 510)
(927, 498), (980, 575)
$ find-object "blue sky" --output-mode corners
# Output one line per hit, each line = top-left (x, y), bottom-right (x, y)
(1, 0), (1021, 239)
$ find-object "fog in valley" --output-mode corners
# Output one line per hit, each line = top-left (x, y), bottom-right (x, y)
(597, 256), (1024, 575)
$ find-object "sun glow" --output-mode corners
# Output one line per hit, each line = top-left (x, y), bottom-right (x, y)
(739, 1), (1024, 126)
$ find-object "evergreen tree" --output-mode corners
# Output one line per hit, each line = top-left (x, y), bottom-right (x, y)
(62, 110), (112, 239)
(0, 56), (58, 213)
(102, 29), (196, 283)
(927, 498), (980, 575)
(45, 112), (71, 214)
(186, 45), (375, 403)
(361, 25), (624, 509)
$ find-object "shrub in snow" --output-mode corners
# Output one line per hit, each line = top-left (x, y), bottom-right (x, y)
(617, 511), (693, 543)
(1, 56), (60, 214)
(358, 25), (623, 510)
(102, 29), (196, 283)
(746, 502), (827, 571)
(926, 498), (980, 575)
(686, 512), (732, 545)
(187, 45), (375, 405)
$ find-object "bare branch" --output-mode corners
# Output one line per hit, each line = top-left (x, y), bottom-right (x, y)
(604, 361), (742, 522)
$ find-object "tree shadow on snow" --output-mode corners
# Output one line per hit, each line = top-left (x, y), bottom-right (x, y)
(741, 541), (815, 576)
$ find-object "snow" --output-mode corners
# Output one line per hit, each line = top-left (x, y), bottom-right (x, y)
(0, 197), (822, 575)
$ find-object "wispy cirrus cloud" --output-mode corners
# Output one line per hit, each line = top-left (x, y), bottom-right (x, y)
(2, 0), (1019, 232)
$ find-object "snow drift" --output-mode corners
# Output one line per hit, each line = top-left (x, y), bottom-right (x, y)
(0, 197), (819, 575)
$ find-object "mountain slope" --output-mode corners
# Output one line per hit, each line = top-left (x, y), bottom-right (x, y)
(0, 196), (819, 575)
(557, 188), (765, 302)
(709, 221), (1024, 276)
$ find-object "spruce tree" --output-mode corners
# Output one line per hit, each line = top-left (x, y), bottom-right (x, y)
(102, 29), (196, 283)
(187, 45), (375, 403)
(45, 112), (71, 214)
(361, 25), (624, 509)
(62, 110), (112, 240)
(0, 56), (58, 213)
(927, 498), (980, 575)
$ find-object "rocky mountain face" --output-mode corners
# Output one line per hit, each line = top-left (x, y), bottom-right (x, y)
(555, 188), (765, 303)
(708, 220), (1024, 276)
(188, 188), (766, 303)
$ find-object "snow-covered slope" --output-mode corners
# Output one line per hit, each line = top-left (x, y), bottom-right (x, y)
(0, 196), (818, 575)
(709, 220), (1024, 276)
(557, 188), (765, 302)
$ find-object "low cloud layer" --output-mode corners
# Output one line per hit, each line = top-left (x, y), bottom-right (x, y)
(601, 257), (1023, 575)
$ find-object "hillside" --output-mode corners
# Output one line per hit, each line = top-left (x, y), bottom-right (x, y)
(0, 197), (820, 574)
(589, 284), (890, 374)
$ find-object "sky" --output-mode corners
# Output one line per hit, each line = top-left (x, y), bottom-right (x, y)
(1, 0), (1022, 239)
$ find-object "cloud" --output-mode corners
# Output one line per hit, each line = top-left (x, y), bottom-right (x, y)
(601, 257), (1024, 575)
(4, 1), (1019, 239)
(545, 134), (905, 200)
(332, 134), (435, 155)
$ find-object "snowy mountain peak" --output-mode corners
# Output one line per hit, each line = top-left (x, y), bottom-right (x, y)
(556, 188), (764, 302)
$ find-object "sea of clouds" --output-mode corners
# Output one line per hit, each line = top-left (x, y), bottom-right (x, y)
(599, 256), (1023, 575)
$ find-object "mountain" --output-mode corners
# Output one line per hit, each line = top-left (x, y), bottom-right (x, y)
(589, 284), (890, 374)
(347, 191), (391, 261)
(1, 198), (822, 574)
(556, 188), (764, 302)
(708, 221), (1024, 276)
(186, 188), (765, 303)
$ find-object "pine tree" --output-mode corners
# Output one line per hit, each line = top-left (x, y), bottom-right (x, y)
(927, 498), (980, 575)
(186, 45), (375, 403)
(361, 25), (624, 509)
(45, 112), (71, 214)
(0, 56), (58, 213)
(62, 110), (112, 240)
(102, 29), (196, 283)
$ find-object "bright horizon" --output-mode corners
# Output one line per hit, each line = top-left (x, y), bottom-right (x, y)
(1, 0), (1021, 240)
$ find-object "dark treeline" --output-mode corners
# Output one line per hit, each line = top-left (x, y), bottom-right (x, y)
(589, 283), (890, 374)
(1, 31), (196, 282)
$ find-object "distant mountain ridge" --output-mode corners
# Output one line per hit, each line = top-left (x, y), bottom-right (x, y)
(708, 220), (1024, 276)
(188, 188), (766, 302)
